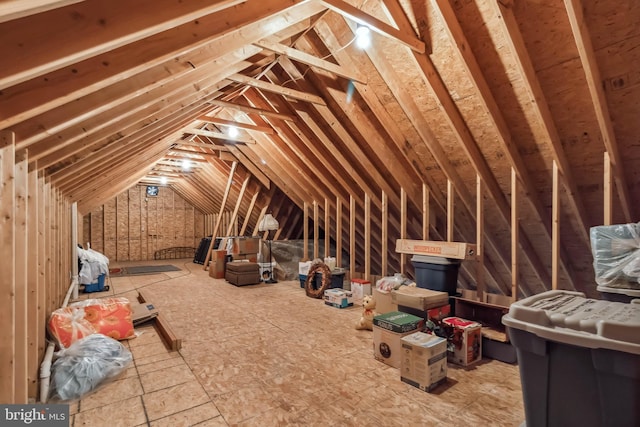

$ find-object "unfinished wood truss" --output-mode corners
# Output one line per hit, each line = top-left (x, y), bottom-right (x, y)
(2, 2), (640, 401)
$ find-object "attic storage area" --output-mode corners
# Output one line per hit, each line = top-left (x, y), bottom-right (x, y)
(2, 0), (640, 425)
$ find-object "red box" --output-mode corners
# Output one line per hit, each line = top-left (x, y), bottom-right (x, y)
(442, 317), (482, 366)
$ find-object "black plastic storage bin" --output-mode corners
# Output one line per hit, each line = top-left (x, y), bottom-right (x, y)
(503, 290), (640, 427)
(301, 271), (345, 289)
(411, 255), (461, 296)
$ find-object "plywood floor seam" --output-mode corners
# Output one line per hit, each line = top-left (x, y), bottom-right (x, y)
(68, 259), (524, 426)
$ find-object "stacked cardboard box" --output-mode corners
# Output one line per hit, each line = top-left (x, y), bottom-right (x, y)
(208, 249), (227, 279)
(373, 311), (424, 368)
(400, 332), (448, 392)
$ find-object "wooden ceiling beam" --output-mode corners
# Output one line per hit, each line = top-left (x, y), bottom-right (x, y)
(246, 89), (351, 204)
(254, 38), (367, 84)
(492, 1), (591, 247)
(47, 103), (213, 185)
(207, 99), (296, 121)
(0, 0), (323, 130)
(563, 0), (634, 222)
(225, 145), (271, 189)
(164, 154), (209, 163)
(183, 127), (256, 145)
(0, 0), (84, 23)
(319, 0), (425, 53)
(166, 148), (217, 158)
(380, 1), (546, 295)
(14, 50), (254, 151)
(60, 130), (178, 195)
(228, 73), (327, 105)
(269, 58), (403, 269)
(430, 0), (576, 290)
(276, 58), (385, 208)
(0, 0), (245, 89)
(75, 140), (170, 209)
(196, 116), (276, 134)
(176, 139), (230, 151)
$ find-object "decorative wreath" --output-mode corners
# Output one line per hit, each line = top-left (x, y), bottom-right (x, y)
(305, 262), (332, 299)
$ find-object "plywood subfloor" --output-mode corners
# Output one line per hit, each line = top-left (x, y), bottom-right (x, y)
(69, 259), (524, 426)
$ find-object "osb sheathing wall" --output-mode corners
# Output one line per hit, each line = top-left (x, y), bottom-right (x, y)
(1, 131), (74, 404)
(83, 185), (205, 261)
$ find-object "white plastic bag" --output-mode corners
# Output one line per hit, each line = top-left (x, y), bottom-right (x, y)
(590, 223), (640, 289)
(49, 334), (132, 401)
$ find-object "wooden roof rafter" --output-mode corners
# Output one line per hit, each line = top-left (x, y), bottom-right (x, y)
(227, 73), (327, 105)
(319, 0), (426, 53)
(207, 98), (296, 121)
(254, 37), (368, 84)
(0, 0), (324, 130)
(0, 0), (247, 89)
(430, 0), (577, 290)
(492, 1), (591, 247)
(563, 0), (634, 222)
(378, 0), (547, 295)
(183, 127), (257, 145)
(196, 116), (276, 135)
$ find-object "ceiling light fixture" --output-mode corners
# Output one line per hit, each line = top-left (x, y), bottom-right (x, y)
(228, 126), (239, 138)
(355, 25), (371, 49)
(160, 176), (168, 185)
(182, 159), (191, 170)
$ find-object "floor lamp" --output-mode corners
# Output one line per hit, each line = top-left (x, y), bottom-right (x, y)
(258, 213), (279, 283)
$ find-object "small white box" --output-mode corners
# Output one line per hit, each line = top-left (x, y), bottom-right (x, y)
(351, 279), (372, 305)
(400, 332), (447, 392)
(323, 289), (353, 308)
(443, 317), (482, 366)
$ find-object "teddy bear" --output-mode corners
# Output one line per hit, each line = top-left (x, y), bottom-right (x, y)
(355, 294), (378, 330)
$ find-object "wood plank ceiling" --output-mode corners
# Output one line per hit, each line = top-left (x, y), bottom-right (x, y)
(1, 0), (639, 298)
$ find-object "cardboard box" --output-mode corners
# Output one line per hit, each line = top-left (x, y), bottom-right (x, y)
(373, 287), (398, 314)
(131, 302), (159, 326)
(398, 302), (451, 325)
(209, 249), (227, 279)
(401, 332), (448, 392)
(443, 317), (482, 366)
(351, 278), (372, 305)
(395, 239), (477, 260)
(232, 236), (260, 255)
(323, 289), (353, 308)
(232, 253), (258, 263)
(373, 311), (424, 368)
(392, 286), (449, 311)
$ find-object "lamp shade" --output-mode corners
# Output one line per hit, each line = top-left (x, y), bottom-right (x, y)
(258, 213), (279, 232)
